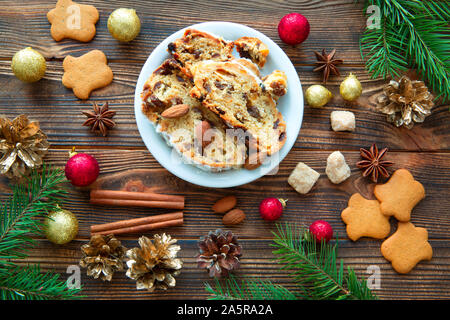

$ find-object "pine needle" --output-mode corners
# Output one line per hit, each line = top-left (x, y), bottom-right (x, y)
(0, 265), (82, 300)
(271, 223), (376, 300)
(0, 165), (81, 300)
(204, 224), (377, 300)
(205, 275), (298, 300)
(0, 164), (67, 265)
(360, 0), (450, 102)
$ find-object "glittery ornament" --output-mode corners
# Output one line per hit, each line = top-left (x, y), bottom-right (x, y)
(107, 8), (141, 42)
(0, 114), (49, 179)
(305, 84), (333, 108)
(11, 47), (46, 83)
(376, 76), (434, 129)
(45, 206), (79, 245)
(340, 73), (362, 102)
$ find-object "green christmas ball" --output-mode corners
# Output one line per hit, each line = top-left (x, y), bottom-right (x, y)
(107, 8), (141, 42)
(44, 207), (79, 245)
(11, 47), (46, 83)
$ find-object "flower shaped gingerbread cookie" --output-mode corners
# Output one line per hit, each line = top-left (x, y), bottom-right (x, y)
(62, 50), (113, 100)
(381, 222), (432, 274)
(47, 0), (99, 42)
(374, 169), (425, 222)
(341, 193), (391, 241)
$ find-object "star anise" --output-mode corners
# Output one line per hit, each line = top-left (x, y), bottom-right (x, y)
(313, 49), (343, 83)
(356, 143), (394, 183)
(82, 102), (116, 137)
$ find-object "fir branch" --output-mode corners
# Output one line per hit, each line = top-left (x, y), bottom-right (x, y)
(360, 0), (450, 101)
(0, 164), (67, 265)
(0, 265), (82, 300)
(271, 224), (376, 300)
(205, 275), (299, 300)
(205, 224), (376, 300)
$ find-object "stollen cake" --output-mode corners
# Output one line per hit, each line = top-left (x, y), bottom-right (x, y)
(189, 60), (287, 155)
(141, 28), (288, 171)
(142, 59), (246, 170)
(234, 37), (269, 68)
(168, 29), (234, 71)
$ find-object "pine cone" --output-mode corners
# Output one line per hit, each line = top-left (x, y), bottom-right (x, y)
(0, 114), (49, 179)
(79, 234), (126, 281)
(196, 229), (242, 278)
(125, 234), (182, 292)
(376, 76), (434, 129)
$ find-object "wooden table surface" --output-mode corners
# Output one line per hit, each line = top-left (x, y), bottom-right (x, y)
(0, 0), (449, 300)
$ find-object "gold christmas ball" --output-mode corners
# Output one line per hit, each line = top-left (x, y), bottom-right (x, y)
(107, 8), (141, 42)
(44, 207), (78, 245)
(305, 84), (333, 108)
(340, 73), (362, 101)
(11, 47), (46, 83)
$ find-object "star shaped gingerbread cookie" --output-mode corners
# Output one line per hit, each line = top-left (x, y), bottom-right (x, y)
(47, 0), (99, 42)
(381, 222), (432, 274)
(374, 169), (425, 222)
(62, 50), (113, 100)
(341, 193), (391, 241)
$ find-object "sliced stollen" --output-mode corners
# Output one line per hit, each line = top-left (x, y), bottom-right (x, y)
(168, 29), (234, 71)
(189, 60), (287, 156)
(141, 59), (246, 171)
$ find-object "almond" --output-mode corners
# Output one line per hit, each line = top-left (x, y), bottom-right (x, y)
(161, 104), (190, 118)
(212, 195), (237, 214)
(222, 208), (245, 225)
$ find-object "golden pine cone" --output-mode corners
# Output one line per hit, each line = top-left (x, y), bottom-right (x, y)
(377, 76), (434, 129)
(79, 234), (126, 281)
(125, 234), (182, 291)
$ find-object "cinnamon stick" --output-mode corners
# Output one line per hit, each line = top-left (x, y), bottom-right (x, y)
(92, 218), (184, 236)
(89, 198), (184, 210)
(90, 211), (183, 233)
(90, 189), (184, 203)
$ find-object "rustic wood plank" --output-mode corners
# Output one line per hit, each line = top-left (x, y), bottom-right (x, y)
(0, 61), (448, 150)
(1, 149), (448, 240)
(0, 0), (367, 64)
(16, 239), (450, 300)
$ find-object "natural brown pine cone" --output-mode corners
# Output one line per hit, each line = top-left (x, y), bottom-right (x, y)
(79, 234), (126, 281)
(196, 229), (242, 278)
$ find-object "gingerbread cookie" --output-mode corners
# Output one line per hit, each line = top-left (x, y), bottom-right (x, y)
(62, 50), (113, 100)
(47, 0), (99, 42)
(381, 222), (432, 274)
(374, 169), (425, 222)
(341, 193), (391, 241)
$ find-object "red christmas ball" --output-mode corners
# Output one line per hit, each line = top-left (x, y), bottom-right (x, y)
(309, 220), (333, 243)
(259, 198), (287, 221)
(65, 152), (99, 187)
(278, 12), (310, 45)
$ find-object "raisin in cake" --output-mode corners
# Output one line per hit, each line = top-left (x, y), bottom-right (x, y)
(142, 59), (246, 170)
(189, 60), (287, 156)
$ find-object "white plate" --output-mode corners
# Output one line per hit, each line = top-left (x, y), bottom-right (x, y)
(134, 22), (303, 188)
